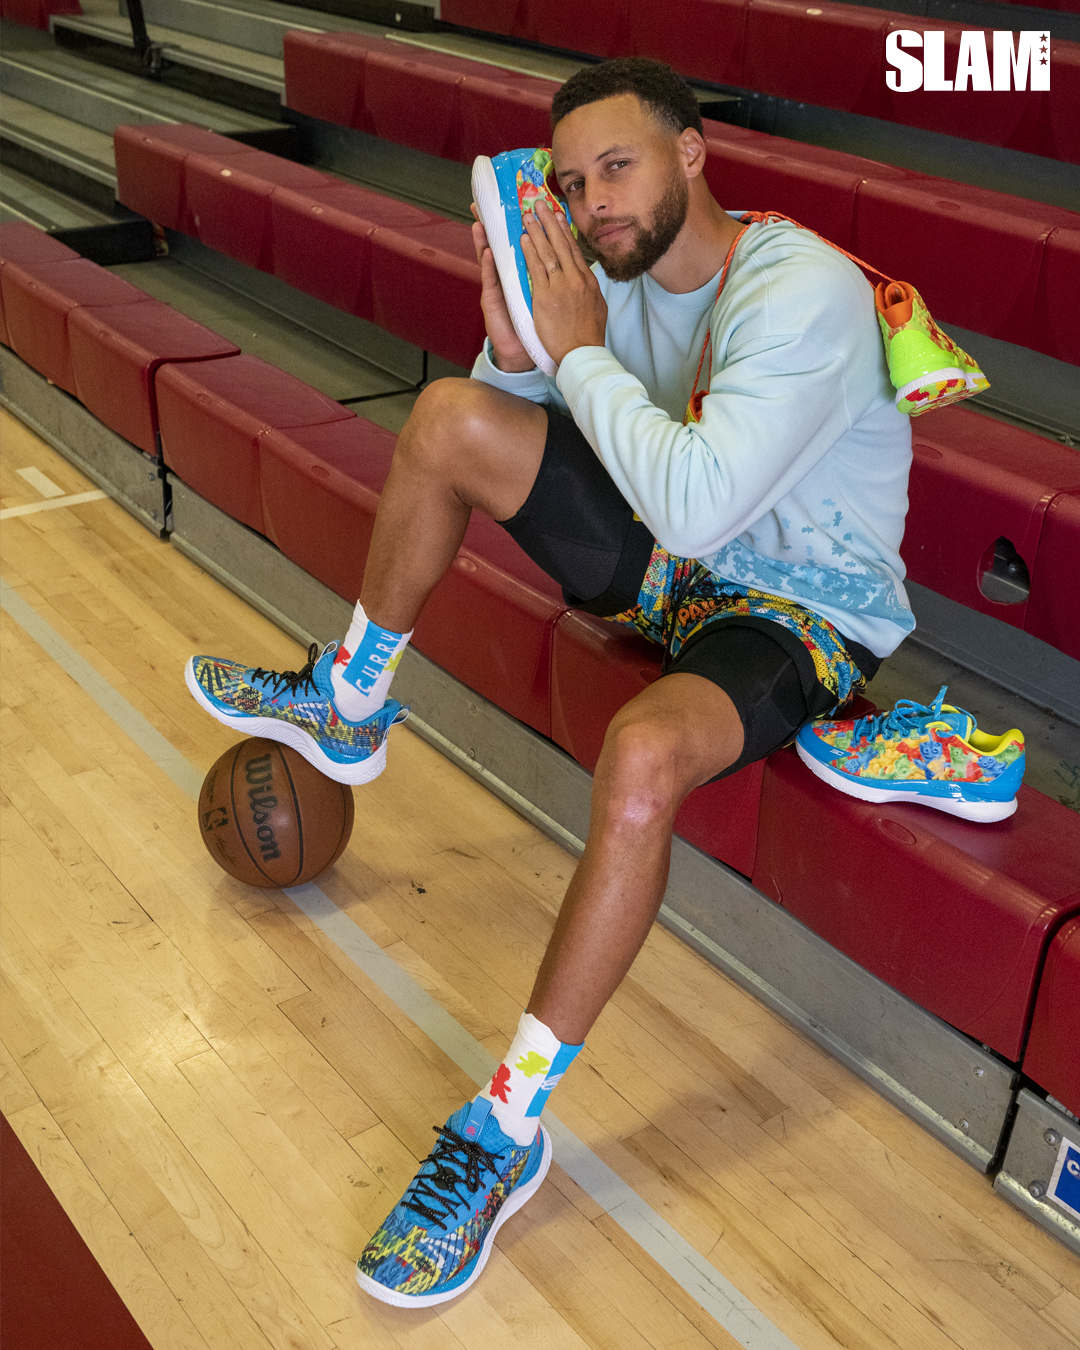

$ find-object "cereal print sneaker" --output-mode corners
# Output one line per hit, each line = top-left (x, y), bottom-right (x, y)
(185, 641), (408, 786)
(796, 685), (1024, 822)
(356, 1098), (551, 1307)
(471, 147), (573, 375)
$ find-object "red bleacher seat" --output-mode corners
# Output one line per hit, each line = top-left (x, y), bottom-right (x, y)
(260, 417), (566, 732)
(68, 300), (239, 455)
(851, 178), (1077, 345)
(270, 182), (441, 321)
(752, 747), (1080, 1061)
(281, 32), (371, 129)
(0, 259), (147, 394)
(0, 223), (80, 348)
(631, 0), (747, 88)
(523, 0), (630, 58)
(1031, 225), (1080, 366)
(1022, 916), (1080, 1116)
(114, 124), (257, 233)
(1025, 490), (1080, 661)
(456, 70), (558, 163)
(441, 0), (522, 37)
(745, 1), (891, 117)
(156, 355), (354, 533)
(701, 121), (917, 249)
(368, 221), (485, 369)
(901, 406), (1080, 633)
(184, 150), (331, 273)
(363, 45), (473, 157)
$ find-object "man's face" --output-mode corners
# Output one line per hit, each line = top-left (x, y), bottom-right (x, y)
(552, 93), (689, 283)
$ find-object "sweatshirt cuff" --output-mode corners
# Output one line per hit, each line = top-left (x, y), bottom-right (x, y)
(555, 345), (632, 412)
(471, 339), (550, 400)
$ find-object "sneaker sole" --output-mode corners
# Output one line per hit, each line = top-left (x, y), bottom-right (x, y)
(184, 657), (388, 788)
(355, 1125), (553, 1308)
(796, 741), (1018, 823)
(471, 155), (556, 377)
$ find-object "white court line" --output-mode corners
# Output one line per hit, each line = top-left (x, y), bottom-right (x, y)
(16, 466), (66, 498)
(1, 489), (108, 519)
(0, 576), (801, 1350)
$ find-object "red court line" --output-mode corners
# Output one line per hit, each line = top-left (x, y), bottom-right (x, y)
(0, 1114), (155, 1350)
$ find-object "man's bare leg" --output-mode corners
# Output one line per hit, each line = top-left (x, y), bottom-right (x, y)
(529, 671), (745, 1044)
(359, 377), (548, 634)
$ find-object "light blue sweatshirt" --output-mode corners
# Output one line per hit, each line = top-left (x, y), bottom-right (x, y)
(472, 214), (915, 658)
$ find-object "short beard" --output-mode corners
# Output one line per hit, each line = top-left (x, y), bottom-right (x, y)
(587, 170), (689, 283)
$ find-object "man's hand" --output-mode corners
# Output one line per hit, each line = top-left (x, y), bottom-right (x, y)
(471, 212), (535, 373)
(521, 203), (607, 366)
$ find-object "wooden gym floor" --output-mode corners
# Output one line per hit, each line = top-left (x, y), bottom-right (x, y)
(2, 406), (1078, 1350)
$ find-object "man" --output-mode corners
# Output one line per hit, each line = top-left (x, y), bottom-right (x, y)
(186, 58), (913, 1306)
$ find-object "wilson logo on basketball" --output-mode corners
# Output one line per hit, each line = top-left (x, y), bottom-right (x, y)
(245, 753), (281, 861)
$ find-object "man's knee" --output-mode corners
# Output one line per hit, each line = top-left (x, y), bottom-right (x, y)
(395, 378), (480, 471)
(595, 709), (690, 829)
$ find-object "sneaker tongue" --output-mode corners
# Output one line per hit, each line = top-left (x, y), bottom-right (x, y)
(456, 1098), (493, 1142)
(311, 644), (340, 694)
(936, 706), (975, 740)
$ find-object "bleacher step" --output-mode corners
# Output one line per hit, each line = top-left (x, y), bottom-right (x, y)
(0, 162), (114, 230)
(0, 49), (285, 138)
(51, 14), (286, 94)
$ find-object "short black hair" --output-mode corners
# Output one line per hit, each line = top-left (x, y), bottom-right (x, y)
(551, 58), (704, 138)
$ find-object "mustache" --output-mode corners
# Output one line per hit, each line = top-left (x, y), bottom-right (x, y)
(583, 217), (639, 250)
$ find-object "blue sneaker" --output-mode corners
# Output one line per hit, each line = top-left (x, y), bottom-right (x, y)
(185, 641), (408, 786)
(796, 685), (1025, 823)
(356, 1098), (551, 1307)
(471, 147), (573, 376)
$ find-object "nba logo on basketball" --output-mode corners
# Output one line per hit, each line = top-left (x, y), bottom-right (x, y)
(886, 30), (1051, 91)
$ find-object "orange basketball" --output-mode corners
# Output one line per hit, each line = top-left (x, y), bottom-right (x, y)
(198, 738), (354, 888)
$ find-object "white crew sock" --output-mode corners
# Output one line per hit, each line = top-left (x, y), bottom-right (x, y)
(477, 1011), (583, 1145)
(329, 601), (411, 722)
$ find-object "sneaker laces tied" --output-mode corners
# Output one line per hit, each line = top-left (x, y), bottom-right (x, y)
(852, 685), (948, 743)
(403, 1124), (504, 1227)
(250, 642), (325, 698)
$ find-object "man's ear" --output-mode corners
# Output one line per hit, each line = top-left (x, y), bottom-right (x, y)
(679, 128), (707, 181)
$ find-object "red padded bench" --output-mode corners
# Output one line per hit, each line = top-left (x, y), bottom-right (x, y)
(439, 0), (1080, 162)
(0, 258), (147, 395)
(1025, 490), (1080, 661)
(752, 746), (1080, 1061)
(0, 222), (79, 349)
(113, 124), (487, 369)
(156, 355), (355, 535)
(1022, 916), (1080, 1116)
(258, 416), (566, 733)
(901, 405), (1080, 636)
(69, 302), (238, 455)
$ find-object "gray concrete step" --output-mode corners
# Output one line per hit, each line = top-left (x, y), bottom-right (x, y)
(0, 48), (284, 136)
(0, 161), (114, 228)
(51, 14), (285, 94)
(0, 91), (117, 187)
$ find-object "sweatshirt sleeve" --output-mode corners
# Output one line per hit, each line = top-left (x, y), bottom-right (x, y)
(555, 248), (873, 560)
(470, 339), (568, 413)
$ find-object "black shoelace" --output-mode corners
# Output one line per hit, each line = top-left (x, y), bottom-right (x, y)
(402, 1124), (504, 1227)
(250, 642), (322, 698)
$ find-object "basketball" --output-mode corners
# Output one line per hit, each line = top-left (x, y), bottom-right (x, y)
(198, 737), (354, 888)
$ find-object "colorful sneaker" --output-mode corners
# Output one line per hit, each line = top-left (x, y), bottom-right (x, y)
(185, 641), (408, 786)
(472, 147), (574, 376)
(796, 685), (1024, 823)
(875, 280), (990, 416)
(356, 1098), (551, 1307)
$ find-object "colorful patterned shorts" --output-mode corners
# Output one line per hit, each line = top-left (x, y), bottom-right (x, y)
(610, 543), (868, 713)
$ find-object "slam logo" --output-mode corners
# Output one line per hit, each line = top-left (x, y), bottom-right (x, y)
(886, 30), (1051, 92)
